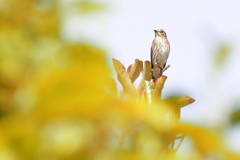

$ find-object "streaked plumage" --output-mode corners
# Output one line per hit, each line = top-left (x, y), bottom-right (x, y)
(151, 29), (170, 82)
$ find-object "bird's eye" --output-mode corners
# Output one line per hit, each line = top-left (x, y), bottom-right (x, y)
(160, 30), (164, 33)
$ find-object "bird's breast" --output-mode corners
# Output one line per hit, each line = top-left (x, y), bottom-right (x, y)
(151, 37), (170, 67)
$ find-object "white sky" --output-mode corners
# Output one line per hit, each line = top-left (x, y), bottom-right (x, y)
(62, 0), (240, 152)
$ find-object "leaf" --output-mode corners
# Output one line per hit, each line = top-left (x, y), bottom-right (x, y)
(142, 61), (152, 81)
(164, 96), (195, 108)
(137, 61), (152, 92)
(152, 76), (167, 101)
(127, 64), (133, 73)
(112, 59), (136, 95)
(112, 58), (126, 84)
(143, 81), (153, 104)
(127, 59), (143, 83)
(162, 96), (195, 123)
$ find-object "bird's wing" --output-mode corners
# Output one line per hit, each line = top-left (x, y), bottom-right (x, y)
(150, 48), (153, 68)
(150, 40), (156, 68)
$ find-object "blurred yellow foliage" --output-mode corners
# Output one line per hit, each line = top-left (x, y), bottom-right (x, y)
(0, 0), (239, 160)
(77, 1), (106, 14)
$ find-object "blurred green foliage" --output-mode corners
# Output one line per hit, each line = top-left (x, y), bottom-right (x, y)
(230, 109), (240, 125)
(229, 102), (240, 126)
(214, 43), (232, 68)
(0, 0), (239, 160)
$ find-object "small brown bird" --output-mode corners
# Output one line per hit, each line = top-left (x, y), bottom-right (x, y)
(151, 29), (170, 82)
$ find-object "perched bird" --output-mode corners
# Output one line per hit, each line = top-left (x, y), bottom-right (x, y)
(151, 29), (170, 82)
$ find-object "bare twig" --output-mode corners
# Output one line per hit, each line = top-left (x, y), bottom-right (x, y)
(163, 64), (170, 72)
(176, 134), (186, 151)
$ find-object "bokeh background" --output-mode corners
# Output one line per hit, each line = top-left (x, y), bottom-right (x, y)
(1, 0), (240, 159)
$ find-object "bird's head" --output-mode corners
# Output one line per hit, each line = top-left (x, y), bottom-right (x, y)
(154, 29), (167, 38)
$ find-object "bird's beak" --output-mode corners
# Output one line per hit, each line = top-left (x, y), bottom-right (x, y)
(154, 30), (157, 32)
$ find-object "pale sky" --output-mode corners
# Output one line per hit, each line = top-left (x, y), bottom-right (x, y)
(62, 0), (240, 152)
